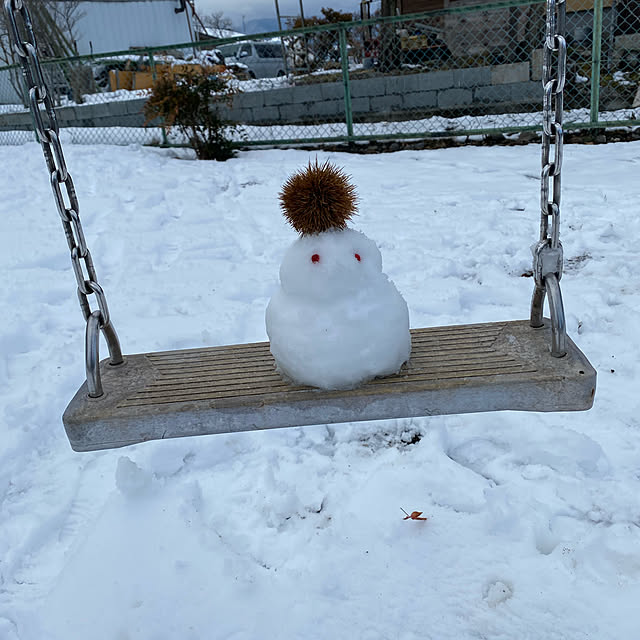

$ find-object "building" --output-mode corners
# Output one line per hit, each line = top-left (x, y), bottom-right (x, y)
(0, 0), (196, 104)
(396, 0), (639, 62)
(70, 0), (195, 55)
(395, 0), (542, 60)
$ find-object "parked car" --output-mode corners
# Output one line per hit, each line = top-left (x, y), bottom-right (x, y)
(218, 41), (287, 78)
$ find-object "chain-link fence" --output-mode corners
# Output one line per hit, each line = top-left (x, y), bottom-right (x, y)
(1, 0), (639, 147)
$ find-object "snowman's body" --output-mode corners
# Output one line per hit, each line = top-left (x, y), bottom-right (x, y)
(266, 228), (411, 390)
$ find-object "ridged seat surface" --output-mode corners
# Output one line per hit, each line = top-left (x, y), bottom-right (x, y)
(63, 320), (596, 451)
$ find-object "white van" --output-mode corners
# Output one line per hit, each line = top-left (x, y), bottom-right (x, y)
(218, 41), (287, 79)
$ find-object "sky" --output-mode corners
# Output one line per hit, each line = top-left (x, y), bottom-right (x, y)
(194, 0), (370, 33)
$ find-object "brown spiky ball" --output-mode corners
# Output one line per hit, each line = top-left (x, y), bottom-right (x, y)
(279, 159), (358, 235)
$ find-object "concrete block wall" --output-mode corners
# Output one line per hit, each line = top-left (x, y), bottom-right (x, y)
(224, 61), (541, 127)
(0, 62), (543, 134)
(0, 97), (149, 132)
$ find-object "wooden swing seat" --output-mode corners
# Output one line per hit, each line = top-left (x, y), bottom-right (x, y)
(63, 319), (596, 452)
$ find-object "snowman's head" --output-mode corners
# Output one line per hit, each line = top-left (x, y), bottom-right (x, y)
(279, 228), (384, 301)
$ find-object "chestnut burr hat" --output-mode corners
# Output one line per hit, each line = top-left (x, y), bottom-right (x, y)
(279, 159), (358, 235)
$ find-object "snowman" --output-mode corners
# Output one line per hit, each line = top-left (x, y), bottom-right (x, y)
(265, 159), (411, 390)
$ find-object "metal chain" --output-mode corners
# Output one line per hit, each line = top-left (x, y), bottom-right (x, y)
(530, 0), (568, 357)
(540, 0), (567, 251)
(4, 0), (123, 395)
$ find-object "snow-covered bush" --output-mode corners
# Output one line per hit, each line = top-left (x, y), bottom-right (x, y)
(143, 66), (239, 161)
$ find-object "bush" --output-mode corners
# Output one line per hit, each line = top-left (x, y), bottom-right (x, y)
(144, 66), (239, 161)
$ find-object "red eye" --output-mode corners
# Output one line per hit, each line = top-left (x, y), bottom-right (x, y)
(311, 254), (320, 263)
(354, 253), (361, 262)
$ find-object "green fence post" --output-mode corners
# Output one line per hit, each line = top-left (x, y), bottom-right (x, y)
(589, 0), (604, 126)
(339, 26), (354, 143)
(147, 49), (168, 146)
(148, 49), (157, 82)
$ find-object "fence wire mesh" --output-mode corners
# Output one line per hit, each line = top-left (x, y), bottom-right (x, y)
(0, 0), (639, 148)
(596, 0), (640, 119)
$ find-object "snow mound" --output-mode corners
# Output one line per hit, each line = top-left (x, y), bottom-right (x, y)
(116, 457), (154, 497)
(266, 228), (410, 389)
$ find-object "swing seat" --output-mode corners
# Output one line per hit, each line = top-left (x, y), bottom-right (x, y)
(63, 319), (596, 451)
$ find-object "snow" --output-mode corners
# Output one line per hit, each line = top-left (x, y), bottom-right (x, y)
(1, 140), (640, 639)
(266, 228), (410, 388)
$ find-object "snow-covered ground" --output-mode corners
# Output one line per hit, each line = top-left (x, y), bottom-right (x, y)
(1, 140), (640, 639)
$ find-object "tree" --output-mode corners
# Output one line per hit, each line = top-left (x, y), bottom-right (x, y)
(1, 1), (84, 104)
(289, 7), (354, 29)
(48, 0), (83, 54)
(288, 7), (354, 71)
(1, 0), (82, 61)
(201, 10), (234, 38)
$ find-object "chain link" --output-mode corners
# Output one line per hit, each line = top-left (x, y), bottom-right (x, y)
(531, 0), (567, 358)
(539, 0), (566, 258)
(3, 0), (123, 393)
(536, 0), (566, 282)
(4, 0), (116, 323)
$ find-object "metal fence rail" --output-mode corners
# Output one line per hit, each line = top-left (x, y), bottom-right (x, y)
(0, 0), (638, 147)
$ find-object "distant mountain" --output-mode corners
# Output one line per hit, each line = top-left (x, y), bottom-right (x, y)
(243, 18), (280, 35)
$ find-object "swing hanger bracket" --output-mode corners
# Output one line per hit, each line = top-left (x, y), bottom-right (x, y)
(532, 239), (563, 288)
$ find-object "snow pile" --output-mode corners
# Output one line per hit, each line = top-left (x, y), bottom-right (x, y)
(266, 228), (410, 388)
